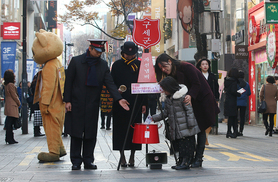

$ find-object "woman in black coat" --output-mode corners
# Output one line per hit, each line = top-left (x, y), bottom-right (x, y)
(155, 53), (220, 168)
(196, 58), (219, 101)
(224, 68), (241, 138)
(111, 41), (147, 167)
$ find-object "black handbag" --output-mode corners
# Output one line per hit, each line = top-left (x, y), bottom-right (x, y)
(14, 117), (22, 129)
(258, 85), (267, 113)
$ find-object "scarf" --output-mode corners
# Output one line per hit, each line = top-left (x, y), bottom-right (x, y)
(121, 56), (138, 72)
(85, 49), (100, 86)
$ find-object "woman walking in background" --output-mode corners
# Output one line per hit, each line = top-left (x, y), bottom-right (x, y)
(236, 71), (251, 136)
(3, 70), (21, 144)
(260, 76), (278, 137)
(224, 68), (241, 138)
(196, 58), (219, 145)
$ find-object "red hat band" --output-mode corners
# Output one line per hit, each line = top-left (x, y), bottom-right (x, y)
(90, 42), (104, 48)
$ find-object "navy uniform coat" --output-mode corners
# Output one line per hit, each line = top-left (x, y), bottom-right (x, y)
(175, 62), (220, 132)
(64, 53), (122, 139)
(111, 58), (147, 150)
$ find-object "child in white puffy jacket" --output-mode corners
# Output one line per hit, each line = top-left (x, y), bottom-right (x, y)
(152, 76), (200, 170)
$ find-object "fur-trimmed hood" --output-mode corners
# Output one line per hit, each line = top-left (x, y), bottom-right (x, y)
(173, 84), (188, 99)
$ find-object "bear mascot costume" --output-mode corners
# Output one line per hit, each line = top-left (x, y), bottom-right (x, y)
(32, 29), (66, 162)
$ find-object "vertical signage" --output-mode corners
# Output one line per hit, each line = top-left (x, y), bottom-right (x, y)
(265, 3), (278, 24)
(48, 1), (57, 29)
(266, 24), (278, 68)
(1, 42), (17, 77)
(151, 0), (164, 57)
(137, 53), (157, 83)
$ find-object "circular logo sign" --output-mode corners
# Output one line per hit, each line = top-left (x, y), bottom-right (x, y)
(267, 24), (277, 68)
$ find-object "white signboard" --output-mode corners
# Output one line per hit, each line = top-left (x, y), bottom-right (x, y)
(131, 83), (163, 94)
(108, 44), (113, 53)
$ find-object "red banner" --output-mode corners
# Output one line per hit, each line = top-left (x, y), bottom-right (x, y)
(3, 22), (20, 40)
(133, 18), (161, 49)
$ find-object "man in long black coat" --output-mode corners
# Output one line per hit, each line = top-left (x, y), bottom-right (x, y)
(64, 39), (129, 171)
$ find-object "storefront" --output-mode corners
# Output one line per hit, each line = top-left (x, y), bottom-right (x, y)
(248, 2), (278, 125)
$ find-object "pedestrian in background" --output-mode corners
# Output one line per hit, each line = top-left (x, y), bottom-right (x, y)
(236, 71), (251, 136)
(100, 85), (113, 130)
(27, 81), (34, 121)
(155, 53), (219, 168)
(152, 76), (200, 170)
(3, 70), (20, 144)
(111, 41), (147, 168)
(64, 39), (129, 171)
(196, 58), (219, 145)
(17, 81), (22, 116)
(259, 76), (278, 137)
(224, 68), (241, 138)
(31, 73), (45, 137)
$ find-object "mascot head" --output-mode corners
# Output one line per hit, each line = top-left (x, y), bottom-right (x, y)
(32, 29), (63, 64)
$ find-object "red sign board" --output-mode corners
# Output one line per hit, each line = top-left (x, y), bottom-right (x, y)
(3, 22), (20, 40)
(133, 18), (161, 49)
(248, 16), (260, 45)
(138, 53), (157, 83)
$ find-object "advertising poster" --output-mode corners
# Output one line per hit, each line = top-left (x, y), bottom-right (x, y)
(1, 41), (17, 77)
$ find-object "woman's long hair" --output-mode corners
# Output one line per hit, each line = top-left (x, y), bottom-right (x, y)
(159, 76), (181, 95)
(155, 53), (181, 82)
(4, 70), (15, 86)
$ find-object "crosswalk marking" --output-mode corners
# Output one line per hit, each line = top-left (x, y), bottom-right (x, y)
(19, 155), (36, 166)
(220, 152), (259, 161)
(204, 154), (219, 161)
(240, 152), (272, 161)
(26, 146), (42, 154)
(214, 144), (239, 151)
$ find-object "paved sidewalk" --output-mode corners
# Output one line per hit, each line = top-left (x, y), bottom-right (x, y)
(1, 107), (278, 181)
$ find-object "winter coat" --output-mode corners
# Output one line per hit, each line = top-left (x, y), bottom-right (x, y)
(152, 85), (200, 140)
(111, 57), (147, 150)
(175, 62), (220, 131)
(64, 53), (122, 139)
(259, 83), (278, 114)
(224, 77), (241, 116)
(237, 78), (251, 107)
(207, 72), (220, 101)
(4, 83), (21, 118)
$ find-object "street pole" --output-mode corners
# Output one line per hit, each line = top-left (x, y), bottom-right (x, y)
(64, 41), (67, 68)
(22, 0), (28, 134)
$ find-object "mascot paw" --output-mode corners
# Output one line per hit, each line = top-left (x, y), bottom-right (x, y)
(38, 152), (59, 162)
(60, 147), (67, 157)
(41, 104), (49, 115)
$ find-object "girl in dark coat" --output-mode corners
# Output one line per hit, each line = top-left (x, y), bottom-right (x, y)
(155, 53), (220, 168)
(224, 68), (241, 138)
(111, 41), (147, 167)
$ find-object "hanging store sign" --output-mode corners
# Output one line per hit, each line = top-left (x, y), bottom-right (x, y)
(235, 45), (249, 59)
(3, 22), (20, 40)
(249, 16), (260, 45)
(1, 42), (17, 77)
(265, 3), (278, 24)
(177, 0), (193, 34)
(266, 24), (278, 68)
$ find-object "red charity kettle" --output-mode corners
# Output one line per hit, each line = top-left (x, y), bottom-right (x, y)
(132, 123), (160, 144)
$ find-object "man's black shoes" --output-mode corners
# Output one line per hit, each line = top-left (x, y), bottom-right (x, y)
(72, 165), (81, 170)
(84, 163), (97, 170)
